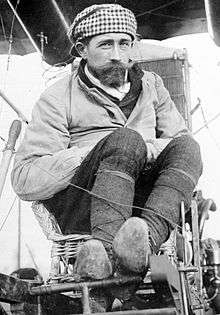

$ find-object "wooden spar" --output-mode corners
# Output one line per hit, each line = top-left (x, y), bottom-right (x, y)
(0, 88), (29, 124)
(0, 273), (32, 303)
(0, 88), (28, 272)
(17, 198), (21, 270)
(0, 120), (21, 200)
(0, 273), (81, 314)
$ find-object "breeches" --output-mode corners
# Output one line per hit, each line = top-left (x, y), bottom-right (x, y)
(42, 128), (202, 248)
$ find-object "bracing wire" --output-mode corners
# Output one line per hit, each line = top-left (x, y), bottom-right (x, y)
(136, 0), (180, 17)
(0, 195), (18, 232)
(25, 243), (42, 276)
(6, 0), (20, 71)
(0, 135), (6, 143)
(135, 0), (185, 21)
(0, 14), (7, 41)
(191, 97), (220, 148)
(189, 65), (220, 148)
(200, 103), (220, 151)
(193, 111), (220, 136)
(189, 68), (220, 186)
(17, 153), (182, 230)
(137, 10), (190, 22)
(0, 14), (8, 119)
(8, 0), (20, 34)
(0, 0), (20, 121)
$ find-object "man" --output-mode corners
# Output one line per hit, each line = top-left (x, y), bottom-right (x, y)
(11, 3), (202, 311)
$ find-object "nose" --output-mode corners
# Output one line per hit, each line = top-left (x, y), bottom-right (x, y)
(110, 44), (121, 61)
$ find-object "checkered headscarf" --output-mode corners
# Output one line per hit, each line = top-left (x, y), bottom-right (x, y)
(68, 4), (137, 56)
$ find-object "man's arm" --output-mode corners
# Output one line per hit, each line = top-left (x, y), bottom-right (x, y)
(11, 92), (87, 201)
(145, 72), (190, 161)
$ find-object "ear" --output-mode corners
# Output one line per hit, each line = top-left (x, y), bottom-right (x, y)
(75, 42), (88, 59)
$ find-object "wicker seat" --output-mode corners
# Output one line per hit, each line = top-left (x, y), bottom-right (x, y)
(32, 202), (92, 283)
(32, 201), (182, 284)
(32, 197), (205, 283)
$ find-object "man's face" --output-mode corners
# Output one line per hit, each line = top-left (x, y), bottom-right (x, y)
(79, 33), (133, 88)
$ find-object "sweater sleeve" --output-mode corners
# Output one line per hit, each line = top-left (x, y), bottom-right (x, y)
(11, 91), (89, 201)
(145, 72), (190, 161)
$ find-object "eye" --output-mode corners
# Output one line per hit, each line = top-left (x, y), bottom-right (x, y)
(99, 42), (112, 48)
(120, 41), (131, 49)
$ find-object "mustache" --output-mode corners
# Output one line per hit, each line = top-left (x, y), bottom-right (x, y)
(98, 61), (132, 72)
(87, 60), (134, 88)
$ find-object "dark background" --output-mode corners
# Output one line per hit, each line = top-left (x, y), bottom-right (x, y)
(0, 0), (219, 65)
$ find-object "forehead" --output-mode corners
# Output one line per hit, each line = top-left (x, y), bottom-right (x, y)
(90, 32), (132, 44)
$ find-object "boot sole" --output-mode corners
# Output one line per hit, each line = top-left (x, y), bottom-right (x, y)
(74, 239), (112, 279)
(113, 217), (150, 273)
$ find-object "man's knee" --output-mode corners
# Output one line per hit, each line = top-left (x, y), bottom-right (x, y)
(99, 128), (147, 179)
(161, 135), (202, 175)
(156, 135), (202, 195)
(103, 128), (147, 160)
(175, 135), (202, 171)
(172, 134), (201, 156)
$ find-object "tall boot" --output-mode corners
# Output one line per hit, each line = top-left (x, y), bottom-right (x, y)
(91, 167), (135, 250)
(74, 239), (113, 313)
(140, 135), (203, 252)
(113, 217), (151, 274)
(112, 217), (151, 301)
(142, 185), (184, 252)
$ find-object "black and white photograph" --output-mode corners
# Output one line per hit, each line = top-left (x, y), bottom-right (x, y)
(0, 1), (220, 314)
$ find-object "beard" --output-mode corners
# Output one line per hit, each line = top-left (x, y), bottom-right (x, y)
(87, 61), (132, 88)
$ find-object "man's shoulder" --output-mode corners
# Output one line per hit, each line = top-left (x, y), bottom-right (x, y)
(41, 72), (78, 99)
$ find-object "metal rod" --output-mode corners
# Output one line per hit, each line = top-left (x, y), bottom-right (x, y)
(17, 198), (21, 269)
(81, 284), (91, 315)
(182, 49), (192, 131)
(199, 199), (214, 238)
(191, 200), (203, 295)
(179, 263), (189, 315)
(37, 296), (42, 315)
(78, 308), (177, 315)
(180, 201), (187, 265)
(0, 88), (28, 124)
(30, 276), (142, 296)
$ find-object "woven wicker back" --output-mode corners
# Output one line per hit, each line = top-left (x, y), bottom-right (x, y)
(138, 58), (192, 130)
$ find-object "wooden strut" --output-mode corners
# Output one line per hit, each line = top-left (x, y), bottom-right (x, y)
(0, 264), (178, 314)
(0, 247), (203, 314)
(0, 273), (143, 314)
(0, 120), (22, 200)
(30, 275), (143, 296)
(0, 88), (28, 124)
(77, 309), (178, 315)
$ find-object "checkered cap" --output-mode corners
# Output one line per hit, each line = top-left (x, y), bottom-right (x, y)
(68, 4), (137, 56)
